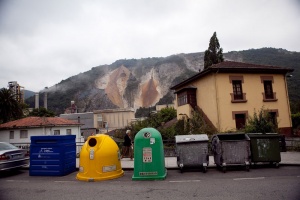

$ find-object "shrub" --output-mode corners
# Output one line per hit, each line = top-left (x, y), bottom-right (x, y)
(291, 112), (300, 129)
(158, 126), (176, 140)
(244, 107), (277, 134)
(189, 110), (215, 136)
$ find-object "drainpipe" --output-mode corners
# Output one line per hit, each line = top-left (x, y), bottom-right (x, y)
(284, 74), (293, 130)
(214, 72), (221, 131)
(35, 93), (39, 109)
(77, 116), (81, 141)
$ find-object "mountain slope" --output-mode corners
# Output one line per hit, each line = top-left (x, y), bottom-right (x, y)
(25, 48), (300, 114)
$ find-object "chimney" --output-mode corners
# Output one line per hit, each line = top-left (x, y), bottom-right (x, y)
(35, 93), (39, 109)
(44, 92), (47, 109)
(71, 101), (77, 113)
(44, 87), (48, 109)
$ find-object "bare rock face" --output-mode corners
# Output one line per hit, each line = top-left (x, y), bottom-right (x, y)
(104, 65), (130, 108)
(95, 66), (162, 109)
(138, 68), (160, 108)
(140, 77), (159, 107)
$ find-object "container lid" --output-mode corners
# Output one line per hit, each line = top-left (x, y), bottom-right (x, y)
(247, 133), (278, 135)
(31, 135), (76, 142)
(247, 133), (280, 138)
(213, 133), (250, 141)
(175, 134), (209, 143)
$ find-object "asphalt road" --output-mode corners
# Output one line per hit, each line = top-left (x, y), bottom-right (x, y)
(0, 166), (299, 200)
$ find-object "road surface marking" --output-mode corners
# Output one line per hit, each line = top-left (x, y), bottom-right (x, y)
(169, 180), (201, 183)
(54, 181), (78, 183)
(6, 180), (29, 182)
(233, 177), (265, 181)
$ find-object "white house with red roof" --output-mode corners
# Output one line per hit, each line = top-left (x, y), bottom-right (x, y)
(0, 117), (82, 144)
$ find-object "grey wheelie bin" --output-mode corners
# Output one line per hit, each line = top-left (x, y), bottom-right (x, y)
(175, 134), (209, 173)
(247, 133), (281, 167)
(211, 133), (251, 172)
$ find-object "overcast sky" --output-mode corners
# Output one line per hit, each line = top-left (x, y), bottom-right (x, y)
(1, 0), (299, 92)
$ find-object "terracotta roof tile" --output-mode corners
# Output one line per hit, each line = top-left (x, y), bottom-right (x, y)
(0, 117), (81, 129)
(211, 61), (287, 69)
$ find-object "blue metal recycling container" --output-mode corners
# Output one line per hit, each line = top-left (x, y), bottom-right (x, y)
(30, 135), (76, 176)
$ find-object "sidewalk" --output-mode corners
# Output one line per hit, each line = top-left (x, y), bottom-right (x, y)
(76, 152), (300, 170)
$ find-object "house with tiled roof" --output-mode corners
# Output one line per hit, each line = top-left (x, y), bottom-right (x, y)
(170, 61), (294, 136)
(0, 117), (82, 144)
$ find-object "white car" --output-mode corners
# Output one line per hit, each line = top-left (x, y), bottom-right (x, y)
(0, 142), (29, 171)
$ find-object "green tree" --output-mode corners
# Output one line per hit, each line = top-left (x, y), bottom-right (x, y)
(0, 88), (23, 123)
(123, 107), (177, 139)
(157, 107), (177, 123)
(204, 32), (224, 69)
(29, 107), (55, 117)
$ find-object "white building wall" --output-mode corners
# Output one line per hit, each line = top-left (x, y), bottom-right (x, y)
(0, 126), (81, 144)
(0, 130), (10, 142)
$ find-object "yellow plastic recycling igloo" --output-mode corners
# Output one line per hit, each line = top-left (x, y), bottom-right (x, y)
(76, 134), (124, 181)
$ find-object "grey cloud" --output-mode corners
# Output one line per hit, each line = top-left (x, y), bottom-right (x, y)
(0, 0), (299, 92)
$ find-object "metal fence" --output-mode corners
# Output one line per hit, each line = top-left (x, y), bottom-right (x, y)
(285, 137), (300, 151)
(10, 136), (299, 157)
(10, 140), (176, 157)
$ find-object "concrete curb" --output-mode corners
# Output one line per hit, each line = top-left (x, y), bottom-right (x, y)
(119, 154), (300, 170)
(120, 163), (300, 170)
(23, 152), (300, 170)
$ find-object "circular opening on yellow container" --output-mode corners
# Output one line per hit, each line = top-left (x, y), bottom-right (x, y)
(88, 138), (97, 147)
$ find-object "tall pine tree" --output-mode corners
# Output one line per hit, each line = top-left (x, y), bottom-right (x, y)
(204, 32), (224, 69)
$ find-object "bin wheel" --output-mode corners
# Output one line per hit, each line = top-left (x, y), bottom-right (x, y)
(275, 162), (280, 168)
(203, 166), (207, 173)
(246, 165), (250, 172)
(222, 166), (226, 173)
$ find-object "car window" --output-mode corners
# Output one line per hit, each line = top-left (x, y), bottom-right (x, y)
(0, 143), (18, 151)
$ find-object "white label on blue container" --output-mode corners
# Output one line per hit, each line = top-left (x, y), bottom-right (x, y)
(39, 148), (53, 153)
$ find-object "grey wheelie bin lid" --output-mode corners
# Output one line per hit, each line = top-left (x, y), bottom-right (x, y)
(212, 133), (250, 141)
(175, 134), (209, 143)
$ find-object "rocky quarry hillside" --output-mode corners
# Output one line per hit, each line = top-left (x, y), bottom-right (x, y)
(26, 48), (300, 115)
